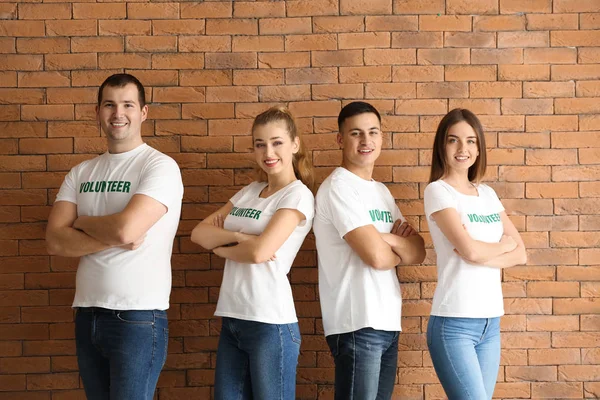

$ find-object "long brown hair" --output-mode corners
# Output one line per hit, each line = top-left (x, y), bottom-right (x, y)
(252, 106), (314, 191)
(429, 108), (487, 183)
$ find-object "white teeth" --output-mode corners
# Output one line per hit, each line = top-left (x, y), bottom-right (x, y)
(264, 160), (278, 165)
(359, 149), (372, 153)
(111, 123), (126, 127)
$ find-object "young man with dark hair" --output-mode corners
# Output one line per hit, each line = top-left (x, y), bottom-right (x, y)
(314, 101), (426, 399)
(46, 73), (183, 399)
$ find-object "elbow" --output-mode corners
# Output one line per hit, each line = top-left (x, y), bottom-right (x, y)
(46, 238), (61, 256)
(461, 247), (486, 264)
(250, 246), (273, 264)
(518, 248), (528, 265)
(368, 253), (398, 271)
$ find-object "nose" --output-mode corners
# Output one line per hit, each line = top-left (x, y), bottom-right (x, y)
(113, 104), (125, 117)
(265, 144), (275, 156)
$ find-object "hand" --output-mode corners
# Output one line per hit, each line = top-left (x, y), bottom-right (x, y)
(500, 235), (517, 253)
(391, 219), (417, 237)
(120, 234), (146, 251)
(212, 213), (224, 228)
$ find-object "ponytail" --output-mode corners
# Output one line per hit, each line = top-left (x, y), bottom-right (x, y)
(252, 106), (314, 191)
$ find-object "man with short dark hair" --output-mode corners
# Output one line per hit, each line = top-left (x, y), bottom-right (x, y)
(314, 101), (426, 399)
(46, 73), (183, 399)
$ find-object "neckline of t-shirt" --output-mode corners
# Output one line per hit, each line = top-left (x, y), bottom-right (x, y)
(337, 166), (376, 184)
(257, 179), (299, 200)
(440, 179), (480, 198)
(105, 143), (148, 160)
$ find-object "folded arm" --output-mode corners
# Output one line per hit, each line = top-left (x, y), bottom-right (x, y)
(213, 208), (305, 264)
(478, 212), (527, 268)
(380, 221), (426, 265)
(190, 202), (243, 250)
(46, 201), (113, 257)
(344, 225), (401, 271)
(432, 207), (516, 264)
(73, 194), (167, 246)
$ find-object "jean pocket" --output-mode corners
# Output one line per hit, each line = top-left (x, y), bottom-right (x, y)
(115, 310), (155, 325)
(426, 316), (435, 348)
(287, 324), (301, 345)
(326, 334), (339, 357)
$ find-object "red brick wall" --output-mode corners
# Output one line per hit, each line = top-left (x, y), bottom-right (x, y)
(1, 0), (599, 398)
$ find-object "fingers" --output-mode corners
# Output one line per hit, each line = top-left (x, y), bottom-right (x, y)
(391, 219), (402, 234)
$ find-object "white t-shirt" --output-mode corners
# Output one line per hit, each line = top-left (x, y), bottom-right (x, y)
(55, 143), (183, 311)
(314, 167), (404, 337)
(424, 180), (505, 318)
(214, 180), (314, 324)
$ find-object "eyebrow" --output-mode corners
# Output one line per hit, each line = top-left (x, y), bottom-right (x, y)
(448, 134), (477, 138)
(349, 127), (380, 132)
(254, 136), (283, 142)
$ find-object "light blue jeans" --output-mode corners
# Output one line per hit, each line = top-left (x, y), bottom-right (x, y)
(427, 316), (501, 400)
(75, 307), (169, 400)
(326, 328), (399, 400)
(214, 317), (301, 400)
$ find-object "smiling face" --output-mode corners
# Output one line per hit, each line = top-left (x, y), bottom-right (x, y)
(338, 112), (382, 173)
(96, 83), (147, 152)
(253, 121), (299, 179)
(444, 121), (479, 173)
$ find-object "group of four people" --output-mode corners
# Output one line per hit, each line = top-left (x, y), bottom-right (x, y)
(46, 73), (526, 400)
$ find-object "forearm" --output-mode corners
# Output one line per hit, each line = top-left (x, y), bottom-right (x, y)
(46, 227), (112, 257)
(190, 224), (240, 250)
(459, 239), (511, 264)
(482, 244), (527, 269)
(213, 240), (263, 264)
(74, 214), (132, 245)
(381, 233), (426, 265)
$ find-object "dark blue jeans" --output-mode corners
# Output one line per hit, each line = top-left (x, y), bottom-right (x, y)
(214, 317), (301, 400)
(75, 307), (169, 400)
(326, 328), (399, 400)
(427, 316), (501, 400)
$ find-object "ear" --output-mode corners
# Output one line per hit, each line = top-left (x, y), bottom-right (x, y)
(141, 105), (148, 122)
(292, 136), (300, 154)
(95, 105), (101, 128)
(336, 133), (343, 148)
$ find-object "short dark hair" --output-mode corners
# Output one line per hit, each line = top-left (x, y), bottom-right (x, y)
(97, 73), (146, 108)
(338, 101), (381, 132)
(429, 108), (487, 183)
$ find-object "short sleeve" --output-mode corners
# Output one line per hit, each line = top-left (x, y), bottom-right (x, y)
(277, 183), (315, 226)
(424, 181), (458, 218)
(481, 184), (505, 214)
(381, 183), (404, 223)
(230, 182), (256, 206)
(55, 167), (78, 205)
(328, 181), (373, 238)
(136, 156), (183, 209)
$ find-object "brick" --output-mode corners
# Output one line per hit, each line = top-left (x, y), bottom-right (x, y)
(73, 3), (126, 19)
(0, 89), (43, 105)
(499, 64), (550, 81)
(580, 13), (600, 30)
(18, 4), (71, 20)
(417, 82), (468, 98)
(0, 21), (45, 37)
(208, 119), (252, 137)
(503, 332), (551, 348)
(499, 31), (549, 48)
(393, 66), (443, 82)
(472, 48), (523, 64)
(16, 38), (69, 54)
(206, 19), (257, 35)
(449, 99), (500, 115)
(260, 17), (312, 35)
(47, 20), (96, 36)
(339, 66), (391, 83)
(259, 52), (310, 69)
(556, 98), (600, 114)
(448, 0), (499, 13)
(524, 81), (574, 98)
(46, 53), (96, 71)
(527, 13), (579, 30)
(530, 348), (581, 365)
(418, 48), (470, 65)
(288, 101), (341, 118)
(552, 131), (600, 148)
(363, 49), (416, 66)
(474, 15), (526, 31)
(128, 3), (178, 19)
(286, 0), (339, 17)
(98, 20), (150, 36)
(501, 99), (554, 115)
(205, 87), (257, 103)
(552, 65), (600, 80)
(285, 34), (337, 52)
(501, 0), (551, 12)
(125, 36), (177, 53)
(506, 366), (557, 382)
(46, 88), (96, 105)
(444, 32), (496, 48)
(392, 32), (443, 48)
(180, 70), (232, 87)
(525, 48), (577, 64)
(153, 54), (205, 70)
(555, 0), (600, 12)
(580, 115), (600, 131)
(419, 15), (472, 32)
(527, 115), (578, 132)
(234, 1), (285, 17)
(0, 105), (19, 121)
(259, 85), (311, 102)
(526, 182), (577, 199)
(365, 16), (417, 32)
(0, 4), (16, 19)
(532, 382), (583, 399)
(365, 83), (415, 99)
(0, 55), (42, 71)
(582, 281), (600, 297)
(395, 99), (446, 115)
(19, 138), (72, 155)
(232, 36), (284, 53)
(577, 81), (600, 97)
(0, 72), (16, 88)
(21, 105), (73, 122)
(0, 375), (26, 391)
(27, 372), (79, 390)
(205, 53), (255, 69)
(180, 2), (231, 18)
(340, 0), (392, 14)
(312, 50), (363, 67)
(181, 104), (234, 120)
(393, 0), (444, 14)
(152, 20), (205, 35)
(445, 66), (496, 82)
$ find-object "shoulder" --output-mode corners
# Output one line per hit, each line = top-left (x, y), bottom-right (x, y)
(142, 146), (180, 170)
(424, 180), (452, 198)
(286, 180), (314, 200)
(477, 183), (498, 198)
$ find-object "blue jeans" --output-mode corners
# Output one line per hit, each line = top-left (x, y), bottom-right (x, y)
(214, 317), (301, 400)
(427, 316), (501, 400)
(75, 307), (169, 400)
(326, 328), (399, 400)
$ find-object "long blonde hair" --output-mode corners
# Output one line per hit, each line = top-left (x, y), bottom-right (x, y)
(252, 106), (314, 191)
